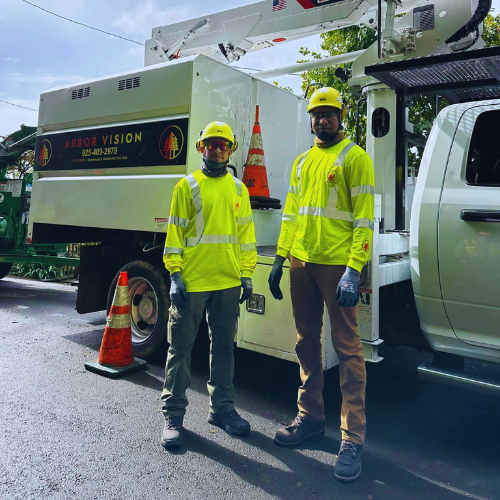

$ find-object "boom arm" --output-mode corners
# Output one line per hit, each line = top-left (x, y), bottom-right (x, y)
(144, 0), (423, 66)
(0, 126), (36, 169)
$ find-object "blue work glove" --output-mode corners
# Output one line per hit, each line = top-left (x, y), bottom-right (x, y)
(335, 267), (360, 307)
(268, 256), (286, 300)
(169, 272), (187, 308)
(240, 278), (253, 304)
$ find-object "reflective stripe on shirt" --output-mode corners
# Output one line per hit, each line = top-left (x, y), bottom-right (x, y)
(296, 150), (310, 193)
(298, 206), (353, 222)
(169, 216), (190, 228)
(185, 174), (244, 247)
(353, 218), (374, 231)
(334, 141), (356, 166)
(237, 215), (254, 226)
(240, 242), (257, 251)
(186, 174), (204, 245)
(233, 176), (243, 196)
(282, 213), (298, 223)
(351, 185), (375, 197)
(185, 234), (239, 247)
(164, 246), (184, 255)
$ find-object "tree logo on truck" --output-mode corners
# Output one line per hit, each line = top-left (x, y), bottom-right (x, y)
(36, 139), (52, 167)
(159, 126), (184, 160)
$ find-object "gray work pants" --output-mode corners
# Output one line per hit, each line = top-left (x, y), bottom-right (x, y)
(161, 287), (240, 418)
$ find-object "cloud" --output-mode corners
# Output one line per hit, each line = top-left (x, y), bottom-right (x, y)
(4, 57), (18, 63)
(112, 0), (194, 36)
(0, 98), (39, 137)
(4, 72), (87, 89)
(126, 45), (146, 61)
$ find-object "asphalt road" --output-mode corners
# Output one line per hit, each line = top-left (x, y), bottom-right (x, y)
(1, 277), (500, 500)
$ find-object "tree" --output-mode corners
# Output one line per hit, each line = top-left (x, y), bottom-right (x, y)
(296, 14), (500, 163)
(0, 135), (34, 178)
(298, 25), (376, 150)
(10, 149), (34, 178)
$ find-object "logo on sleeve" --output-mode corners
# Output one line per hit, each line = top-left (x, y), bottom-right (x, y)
(362, 240), (370, 253)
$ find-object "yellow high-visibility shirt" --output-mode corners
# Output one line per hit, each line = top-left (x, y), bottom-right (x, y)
(163, 170), (257, 292)
(277, 139), (375, 272)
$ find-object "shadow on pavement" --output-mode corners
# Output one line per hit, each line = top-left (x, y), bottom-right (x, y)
(169, 428), (474, 500)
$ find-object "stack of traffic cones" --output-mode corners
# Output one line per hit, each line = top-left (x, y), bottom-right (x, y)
(242, 105), (281, 209)
(84, 272), (147, 378)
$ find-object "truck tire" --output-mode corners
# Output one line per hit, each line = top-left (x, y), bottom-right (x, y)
(0, 263), (13, 280)
(107, 260), (170, 360)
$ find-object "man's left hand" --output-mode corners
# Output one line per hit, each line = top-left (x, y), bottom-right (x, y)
(335, 267), (360, 307)
(240, 278), (253, 304)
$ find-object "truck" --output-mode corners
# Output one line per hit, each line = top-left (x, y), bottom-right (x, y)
(0, 125), (79, 279)
(28, 0), (500, 393)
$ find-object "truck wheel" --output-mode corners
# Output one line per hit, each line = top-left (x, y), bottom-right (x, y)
(107, 260), (170, 360)
(0, 263), (13, 280)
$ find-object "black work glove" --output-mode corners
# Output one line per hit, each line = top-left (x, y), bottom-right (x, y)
(335, 267), (360, 307)
(169, 272), (187, 308)
(268, 256), (286, 300)
(240, 278), (253, 304)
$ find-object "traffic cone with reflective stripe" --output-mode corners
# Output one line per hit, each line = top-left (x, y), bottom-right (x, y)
(242, 105), (281, 209)
(85, 272), (147, 378)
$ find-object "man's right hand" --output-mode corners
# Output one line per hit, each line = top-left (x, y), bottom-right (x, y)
(169, 272), (187, 308)
(268, 256), (286, 300)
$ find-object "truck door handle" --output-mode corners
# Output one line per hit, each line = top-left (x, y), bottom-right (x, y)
(461, 210), (500, 222)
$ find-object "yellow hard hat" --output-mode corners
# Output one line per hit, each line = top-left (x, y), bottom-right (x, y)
(307, 87), (346, 120)
(196, 121), (238, 153)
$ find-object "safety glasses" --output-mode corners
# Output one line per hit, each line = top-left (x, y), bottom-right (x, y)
(310, 111), (339, 121)
(205, 140), (230, 152)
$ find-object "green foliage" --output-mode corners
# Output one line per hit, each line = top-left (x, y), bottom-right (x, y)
(296, 14), (500, 160)
(0, 136), (34, 179)
(482, 13), (500, 47)
(298, 26), (376, 150)
(273, 81), (294, 93)
(11, 263), (65, 280)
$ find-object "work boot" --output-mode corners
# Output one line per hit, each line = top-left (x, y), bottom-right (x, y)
(161, 416), (184, 448)
(274, 415), (325, 446)
(334, 440), (363, 483)
(208, 409), (250, 436)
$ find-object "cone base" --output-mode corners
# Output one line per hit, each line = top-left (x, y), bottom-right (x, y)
(84, 357), (147, 379)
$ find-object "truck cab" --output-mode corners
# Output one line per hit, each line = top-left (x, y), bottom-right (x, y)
(412, 100), (500, 364)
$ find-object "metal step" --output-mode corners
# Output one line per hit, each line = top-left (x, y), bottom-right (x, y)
(361, 338), (384, 363)
(418, 363), (500, 397)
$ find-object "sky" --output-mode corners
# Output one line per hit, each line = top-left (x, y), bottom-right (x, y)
(1, 0), (499, 137)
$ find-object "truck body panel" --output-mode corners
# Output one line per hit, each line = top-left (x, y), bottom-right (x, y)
(29, 55), (312, 243)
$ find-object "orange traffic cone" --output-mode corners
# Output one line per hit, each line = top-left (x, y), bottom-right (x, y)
(242, 105), (281, 209)
(84, 272), (147, 378)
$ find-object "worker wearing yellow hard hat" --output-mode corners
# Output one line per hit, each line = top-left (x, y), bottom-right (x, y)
(161, 121), (257, 448)
(269, 86), (375, 483)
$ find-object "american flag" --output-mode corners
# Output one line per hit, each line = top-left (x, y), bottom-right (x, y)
(273, 0), (287, 12)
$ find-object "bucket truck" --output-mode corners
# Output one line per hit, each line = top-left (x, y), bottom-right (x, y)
(28, 0), (500, 394)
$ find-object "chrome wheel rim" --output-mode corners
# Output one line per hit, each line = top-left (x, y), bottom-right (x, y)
(128, 276), (159, 344)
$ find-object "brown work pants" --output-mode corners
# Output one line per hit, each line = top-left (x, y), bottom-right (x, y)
(290, 256), (366, 445)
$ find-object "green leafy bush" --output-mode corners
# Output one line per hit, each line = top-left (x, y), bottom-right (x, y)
(10, 263), (65, 280)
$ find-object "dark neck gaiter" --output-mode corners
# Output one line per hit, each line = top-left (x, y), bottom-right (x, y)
(200, 157), (229, 177)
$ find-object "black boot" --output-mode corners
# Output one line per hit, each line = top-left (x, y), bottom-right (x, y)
(208, 409), (250, 435)
(334, 440), (363, 483)
(161, 416), (184, 448)
(274, 415), (325, 446)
